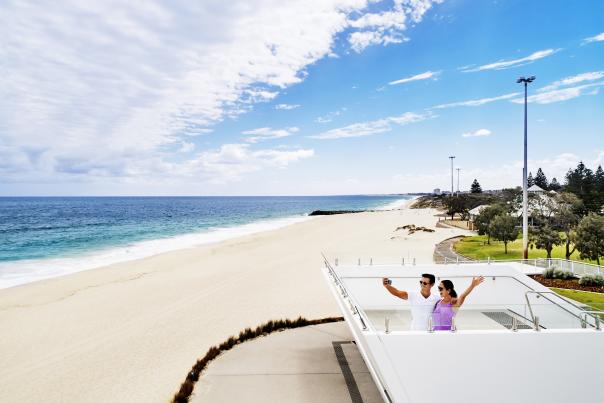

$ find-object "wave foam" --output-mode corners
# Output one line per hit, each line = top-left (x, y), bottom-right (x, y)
(375, 196), (417, 210)
(0, 215), (313, 289)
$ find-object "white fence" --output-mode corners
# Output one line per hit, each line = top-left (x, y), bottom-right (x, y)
(442, 257), (602, 277)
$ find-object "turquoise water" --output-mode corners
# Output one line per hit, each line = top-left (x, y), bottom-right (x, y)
(0, 195), (412, 287)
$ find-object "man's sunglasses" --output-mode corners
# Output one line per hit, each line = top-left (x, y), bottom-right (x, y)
(419, 281), (430, 286)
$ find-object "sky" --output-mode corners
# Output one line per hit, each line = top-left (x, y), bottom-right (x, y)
(1, 0), (603, 196)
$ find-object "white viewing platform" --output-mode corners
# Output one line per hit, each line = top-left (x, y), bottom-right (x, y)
(322, 261), (604, 403)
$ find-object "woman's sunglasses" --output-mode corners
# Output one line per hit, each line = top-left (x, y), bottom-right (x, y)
(438, 286), (444, 291)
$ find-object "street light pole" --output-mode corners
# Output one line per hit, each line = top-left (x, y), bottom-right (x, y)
(449, 156), (455, 197)
(517, 76), (535, 260)
(456, 168), (460, 195)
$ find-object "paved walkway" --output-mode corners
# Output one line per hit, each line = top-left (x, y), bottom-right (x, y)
(191, 322), (383, 403)
(433, 236), (473, 263)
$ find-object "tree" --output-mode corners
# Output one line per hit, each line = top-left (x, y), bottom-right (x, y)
(527, 172), (534, 187)
(596, 165), (604, 210)
(475, 204), (506, 244)
(574, 213), (604, 265)
(470, 179), (482, 193)
(489, 214), (520, 254)
(530, 224), (562, 259)
(565, 161), (598, 214)
(549, 177), (562, 192)
(552, 192), (583, 259)
(444, 195), (470, 220)
(534, 168), (548, 190)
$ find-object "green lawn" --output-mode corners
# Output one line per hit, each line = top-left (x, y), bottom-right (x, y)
(454, 235), (598, 264)
(551, 288), (604, 311)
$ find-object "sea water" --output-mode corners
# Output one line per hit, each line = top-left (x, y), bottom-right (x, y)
(0, 195), (413, 288)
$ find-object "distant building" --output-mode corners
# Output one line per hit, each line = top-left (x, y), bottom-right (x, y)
(469, 205), (489, 221)
(528, 184), (546, 193)
(433, 188), (441, 195)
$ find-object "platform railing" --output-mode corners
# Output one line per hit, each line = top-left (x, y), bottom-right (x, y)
(441, 257), (602, 277)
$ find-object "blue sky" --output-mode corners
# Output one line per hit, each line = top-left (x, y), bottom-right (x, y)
(1, 0), (603, 195)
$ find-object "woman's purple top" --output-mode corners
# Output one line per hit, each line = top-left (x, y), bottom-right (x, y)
(433, 300), (454, 330)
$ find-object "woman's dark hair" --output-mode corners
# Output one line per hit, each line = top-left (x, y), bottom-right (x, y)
(441, 280), (457, 298)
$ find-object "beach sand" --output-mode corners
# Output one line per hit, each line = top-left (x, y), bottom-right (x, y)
(0, 207), (471, 402)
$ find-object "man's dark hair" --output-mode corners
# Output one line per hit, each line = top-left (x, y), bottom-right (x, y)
(421, 273), (436, 284)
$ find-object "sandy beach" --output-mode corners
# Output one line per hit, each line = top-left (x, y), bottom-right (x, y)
(0, 206), (471, 402)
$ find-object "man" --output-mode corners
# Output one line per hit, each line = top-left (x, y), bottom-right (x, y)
(382, 273), (438, 331)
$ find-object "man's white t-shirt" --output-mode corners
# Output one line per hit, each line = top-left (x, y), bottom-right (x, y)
(407, 291), (440, 330)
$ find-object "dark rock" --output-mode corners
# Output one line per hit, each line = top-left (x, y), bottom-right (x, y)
(308, 210), (366, 216)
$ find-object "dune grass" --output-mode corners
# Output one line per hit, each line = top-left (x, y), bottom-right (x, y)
(172, 316), (344, 403)
(454, 235), (597, 264)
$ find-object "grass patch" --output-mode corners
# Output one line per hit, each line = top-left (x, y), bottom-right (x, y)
(551, 288), (604, 311)
(454, 235), (597, 263)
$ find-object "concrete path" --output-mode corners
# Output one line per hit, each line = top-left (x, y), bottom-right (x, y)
(191, 322), (382, 403)
(433, 236), (472, 263)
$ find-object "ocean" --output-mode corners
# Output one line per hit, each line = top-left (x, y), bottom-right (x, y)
(0, 195), (413, 288)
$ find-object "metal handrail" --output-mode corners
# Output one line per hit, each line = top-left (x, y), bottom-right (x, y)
(524, 291), (587, 325)
(579, 311), (604, 330)
(322, 252), (372, 331)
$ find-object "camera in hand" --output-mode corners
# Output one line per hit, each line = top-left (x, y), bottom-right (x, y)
(384, 278), (392, 285)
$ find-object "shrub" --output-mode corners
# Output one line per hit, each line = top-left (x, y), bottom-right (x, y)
(579, 274), (604, 287)
(542, 268), (576, 280)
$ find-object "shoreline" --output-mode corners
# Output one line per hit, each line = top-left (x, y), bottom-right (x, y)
(0, 196), (416, 290)
(0, 204), (468, 403)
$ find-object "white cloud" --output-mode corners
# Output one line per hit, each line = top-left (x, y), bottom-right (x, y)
(242, 127), (299, 143)
(462, 129), (491, 138)
(538, 71), (604, 92)
(309, 112), (432, 139)
(314, 108), (347, 123)
(347, 0), (443, 52)
(461, 49), (559, 72)
(275, 103), (301, 110)
(388, 70), (441, 85)
(0, 1), (438, 186)
(510, 81), (604, 104)
(584, 32), (604, 43)
(179, 142), (195, 153)
(432, 92), (521, 109)
(184, 144), (314, 183)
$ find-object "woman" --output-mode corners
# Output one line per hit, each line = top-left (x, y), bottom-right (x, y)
(432, 277), (484, 331)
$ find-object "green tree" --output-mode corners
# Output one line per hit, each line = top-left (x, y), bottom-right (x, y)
(549, 177), (562, 192)
(470, 179), (482, 193)
(574, 213), (604, 265)
(527, 172), (534, 187)
(565, 161), (598, 214)
(552, 193), (583, 259)
(474, 204), (506, 244)
(489, 214), (520, 254)
(596, 165), (604, 210)
(444, 195), (470, 220)
(534, 168), (548, 190)
(530, 224), (562, 259)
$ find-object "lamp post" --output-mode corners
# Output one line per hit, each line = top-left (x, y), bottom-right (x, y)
(456, 168), (460, 195)
(449, 156), (455, 197)
(517, 76), (535, 260)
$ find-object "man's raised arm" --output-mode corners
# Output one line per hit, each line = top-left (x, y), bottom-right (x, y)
(382, 278), (408, 300)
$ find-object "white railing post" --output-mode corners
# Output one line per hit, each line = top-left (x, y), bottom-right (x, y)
(571, 260), (575, 275)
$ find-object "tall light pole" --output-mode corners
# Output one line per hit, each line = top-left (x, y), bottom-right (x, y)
(517, 76), (535, 260)
(456, 168), (461, 195)
(449, 156), (455, 197)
